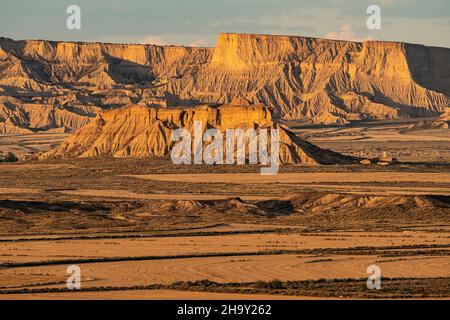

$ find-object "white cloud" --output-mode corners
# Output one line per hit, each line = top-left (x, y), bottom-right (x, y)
(139, 35), (169, 45)
(258, 7), (335, 30)
(326, 25), (374, 42)
(189, 38), (209, 47)
(136, 34), (215, 47)
(377, 0), (417, 6)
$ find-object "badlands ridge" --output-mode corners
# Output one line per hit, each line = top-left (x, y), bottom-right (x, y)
(40, 103), (356, 165)
(0, 33), (449, 133)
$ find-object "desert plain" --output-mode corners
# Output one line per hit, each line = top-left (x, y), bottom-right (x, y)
(0, 32), (449, 300)
(1, 117), (450, 300)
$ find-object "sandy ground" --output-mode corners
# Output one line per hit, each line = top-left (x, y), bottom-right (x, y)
(0, 187), (275, 200)
(1, 231), (447, 264)
(291, 119), (450, 142)
(0, 187), (42, 195)
(1, 229), (449, 298)
(0, 290), (309, 300)
(2, 255), (449, 290)
(277, 184), (450, 196)
(126, 172), (450, 184)
(1, 185), (449, 198)
(57, 189), (275, 201)
(290, 120), (450, 163)
(123, 171), (450, 196)
(0, 120), (449, 299)
(0, 133), (69, 157)
(0, 163), (75, 171)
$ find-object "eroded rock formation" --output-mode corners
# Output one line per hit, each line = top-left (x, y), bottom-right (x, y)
(40, 104), (356, 165)
(1, 33), (449, 132)
(439, 107), (450, 121)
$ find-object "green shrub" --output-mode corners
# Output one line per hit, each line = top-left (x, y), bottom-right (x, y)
(0, 152), (19, 163)
(254, 279), (284, 290)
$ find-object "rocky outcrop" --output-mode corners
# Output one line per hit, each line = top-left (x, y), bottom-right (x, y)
(1, 33), (449, 132)
(407, 120), (449, 130)
(40, 104), (356, 165)
(0, 96), (99, 133)
(439, 107), (450, 121)
(310, 111), (350, 126)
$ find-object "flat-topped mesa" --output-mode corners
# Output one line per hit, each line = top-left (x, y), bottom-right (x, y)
(210, 33), (416, 72)
(210, 33), (357, 71)
(354, 40), (450, 94)
(1, 33), (449, 128)
(2, 38), (212, 65)
(206, 33), (449, 118)
(211, 33), (293, 70)
(0, 37), (212, 88)
(210, 33), (448, 87)
(39, 104), (356, 165)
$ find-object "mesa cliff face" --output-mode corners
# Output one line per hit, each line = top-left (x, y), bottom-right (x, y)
(40, 104), (356, 165)
(0, 33), (449, 132)
(188, 34), (448, 120)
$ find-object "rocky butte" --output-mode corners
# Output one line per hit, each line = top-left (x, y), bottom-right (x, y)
(39, 102), (357, 166)
(0, 32), (449, 133)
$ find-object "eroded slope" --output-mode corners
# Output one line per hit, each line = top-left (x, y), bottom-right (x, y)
(0, 33), (449, 131)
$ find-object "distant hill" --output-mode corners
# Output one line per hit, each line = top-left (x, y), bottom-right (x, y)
(0, 33), (449, 132)
(39, 103), (356, 165)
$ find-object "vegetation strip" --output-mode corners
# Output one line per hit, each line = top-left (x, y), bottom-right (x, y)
(1, 277), (449, 299)
(0, 228), (294, 243)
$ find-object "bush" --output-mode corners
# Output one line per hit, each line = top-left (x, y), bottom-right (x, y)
(254, 279), (284, 290)
(0, 152), (19, 163)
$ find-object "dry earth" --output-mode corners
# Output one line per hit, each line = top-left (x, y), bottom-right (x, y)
(0, 117), (449, 299)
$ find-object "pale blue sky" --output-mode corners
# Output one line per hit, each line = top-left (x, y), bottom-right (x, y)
(0, 0), (449, 47)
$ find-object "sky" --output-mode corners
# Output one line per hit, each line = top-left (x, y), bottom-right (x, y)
(0, 0), (449, 48)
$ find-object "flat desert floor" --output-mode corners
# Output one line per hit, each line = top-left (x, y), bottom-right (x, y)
(0, 118), (449, 299)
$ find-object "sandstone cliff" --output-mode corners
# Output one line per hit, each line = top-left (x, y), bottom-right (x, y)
(1, 33), (449, 132)
(40, 104), (356, 165)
